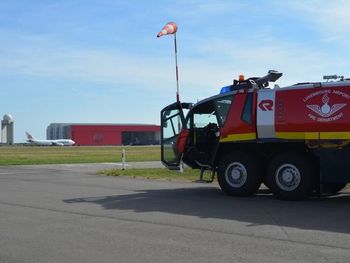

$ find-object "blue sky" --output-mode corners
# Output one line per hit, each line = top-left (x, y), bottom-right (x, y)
(1, 0), (350, 142)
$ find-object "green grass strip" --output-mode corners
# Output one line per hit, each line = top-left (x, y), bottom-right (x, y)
(101, 167), (215, 182)
(0, 145), (160, 165)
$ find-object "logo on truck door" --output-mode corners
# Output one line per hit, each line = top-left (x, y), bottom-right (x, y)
(258, 100), (274, 111)
(303, 90), (349, 122)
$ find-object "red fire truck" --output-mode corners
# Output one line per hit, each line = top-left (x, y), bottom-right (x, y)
(160, 71), (350, 200)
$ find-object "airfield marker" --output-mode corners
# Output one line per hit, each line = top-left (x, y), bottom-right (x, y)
(121, 147), (126, 170)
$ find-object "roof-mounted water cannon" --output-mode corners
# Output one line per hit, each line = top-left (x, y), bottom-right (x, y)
(323, 75), (344, 82)
(254, 70), (283, 89)
(220, 70), (283, 94)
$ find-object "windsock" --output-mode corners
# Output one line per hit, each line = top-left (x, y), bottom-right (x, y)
(157, 22), (178, 37)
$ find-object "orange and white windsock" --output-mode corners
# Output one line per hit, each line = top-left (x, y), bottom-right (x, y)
(157, 22), (178, 37)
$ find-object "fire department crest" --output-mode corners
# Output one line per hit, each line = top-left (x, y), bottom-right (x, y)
(307, 94), (346, 118)
(303, 90), (349, 122)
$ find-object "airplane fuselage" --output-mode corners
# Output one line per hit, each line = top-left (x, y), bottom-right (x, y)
(27, 139), (75, 146)
(25, 132), (75, 146)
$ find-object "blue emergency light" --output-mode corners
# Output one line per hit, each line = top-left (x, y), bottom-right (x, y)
(220, 85), (232, 94)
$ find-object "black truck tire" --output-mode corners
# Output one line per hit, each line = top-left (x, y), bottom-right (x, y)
(266, 152), (317, 201)
(217, 152), (262, 197)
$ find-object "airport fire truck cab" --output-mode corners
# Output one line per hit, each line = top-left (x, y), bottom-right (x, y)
(160, 71), (350, 200)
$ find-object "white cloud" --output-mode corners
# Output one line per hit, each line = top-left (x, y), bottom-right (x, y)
(283, 0), (350, 43)
(1, 4), (350, 105)
(0, 44), (174, 90)
(0, 33), (344, 103)
(183, 36), (338, 86)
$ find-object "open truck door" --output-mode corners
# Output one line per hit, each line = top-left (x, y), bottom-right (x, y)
(160, 102), (192, 170)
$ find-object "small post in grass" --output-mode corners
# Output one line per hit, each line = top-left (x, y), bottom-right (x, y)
(121, 146), (126, 170)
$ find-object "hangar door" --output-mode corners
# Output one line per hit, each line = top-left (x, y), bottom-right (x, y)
(122, 131), (159, 145)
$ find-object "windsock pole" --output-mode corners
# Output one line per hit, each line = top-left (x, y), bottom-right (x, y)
(157, 22), (183, 173)
(174, 33), (183, 173)
(174, 33), (180, 102)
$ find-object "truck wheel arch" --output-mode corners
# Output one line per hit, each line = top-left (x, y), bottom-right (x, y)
(266, 152), (317, 201)
(217, 151), (262, 197)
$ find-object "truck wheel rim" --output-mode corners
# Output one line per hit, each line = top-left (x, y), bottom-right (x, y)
(275, 164), (301, 191)
(225, 162), (247, 188)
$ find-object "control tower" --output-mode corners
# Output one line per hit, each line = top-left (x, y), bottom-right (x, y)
(1, 114), (14, 145)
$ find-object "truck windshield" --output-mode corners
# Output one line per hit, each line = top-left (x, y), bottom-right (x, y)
(185, 95), (233, 129)
(193, 112), (218, 128)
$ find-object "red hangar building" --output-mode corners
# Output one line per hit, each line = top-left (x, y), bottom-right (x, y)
(46, 123), (160, 146)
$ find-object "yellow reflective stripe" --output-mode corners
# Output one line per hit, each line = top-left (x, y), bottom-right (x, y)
(305, 133), (319, 139)
(275, 132), (319, 140)
(275, 132), (350, 140)
(220, 132), (350, 141)
(220, 133), (256, 142)
(320, 132), (350, 139)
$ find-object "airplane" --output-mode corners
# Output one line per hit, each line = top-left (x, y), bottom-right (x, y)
(25, 132), (75, 146)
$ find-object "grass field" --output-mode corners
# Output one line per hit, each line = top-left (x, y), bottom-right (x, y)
(0, 145), (160, 165)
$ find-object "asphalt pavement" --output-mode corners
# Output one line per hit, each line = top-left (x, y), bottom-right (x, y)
(1, 163), (350, 263)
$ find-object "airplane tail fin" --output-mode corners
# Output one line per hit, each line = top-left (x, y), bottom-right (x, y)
(25, 132), (34, 141)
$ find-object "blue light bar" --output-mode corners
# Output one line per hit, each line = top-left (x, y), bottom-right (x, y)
(220, 85), (232, 94)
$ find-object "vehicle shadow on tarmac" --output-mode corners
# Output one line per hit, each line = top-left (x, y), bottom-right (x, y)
(64, 187), (350, 234)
